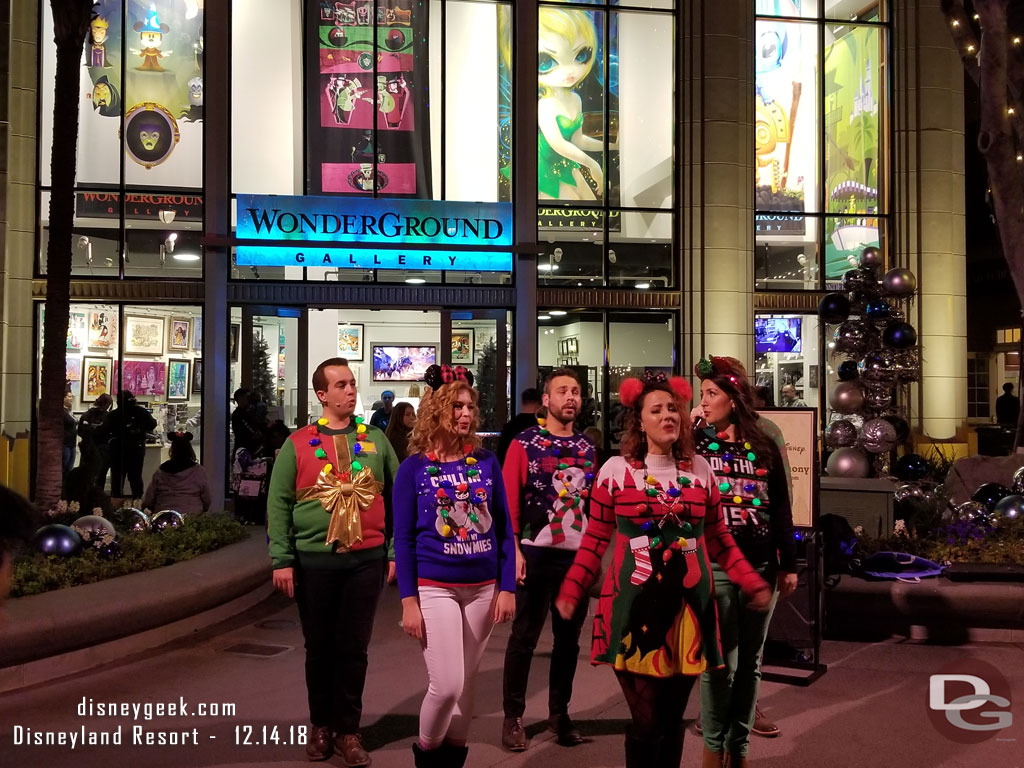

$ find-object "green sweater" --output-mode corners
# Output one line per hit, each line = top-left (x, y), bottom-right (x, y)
(267, 422), (399, 570)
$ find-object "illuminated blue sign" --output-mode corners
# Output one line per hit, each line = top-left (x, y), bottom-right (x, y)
(237, 194), (513, 247)
(235, 246), (513, 272)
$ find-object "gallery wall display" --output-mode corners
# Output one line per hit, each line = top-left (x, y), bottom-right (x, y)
(338, 323), (364, 360)
(451, 329), (474, 364)
(192, 315), (203, 351)
(117, 360), (167, 396)
(124, 314), (166, 355)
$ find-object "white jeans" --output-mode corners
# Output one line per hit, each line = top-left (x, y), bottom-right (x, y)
(417, 583), (497, 748)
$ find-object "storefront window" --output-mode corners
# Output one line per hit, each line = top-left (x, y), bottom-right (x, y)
(39, 302), (205, 497)
(753, 313), (820, 408)
(534, 1), (677, 288)
(755, 1), (888, 290)
(538, 309), (677, 452)
(39, 1), (205, 280)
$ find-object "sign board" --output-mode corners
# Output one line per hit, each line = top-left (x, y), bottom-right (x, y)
(760, 407), (818, 528)
(235, 194), (512, 271)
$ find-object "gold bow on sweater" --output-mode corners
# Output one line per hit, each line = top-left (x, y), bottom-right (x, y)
(297, 465), (382, 552)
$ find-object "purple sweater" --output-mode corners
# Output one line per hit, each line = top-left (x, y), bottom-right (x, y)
(393, 450), (517, 600)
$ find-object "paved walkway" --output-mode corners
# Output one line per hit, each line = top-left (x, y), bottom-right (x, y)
(1, 586), (1022, 768)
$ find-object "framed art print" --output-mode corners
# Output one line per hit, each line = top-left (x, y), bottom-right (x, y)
(118, 360), (167, 397)
(124, 315), (165, 355)
(451, 329), (475, 364)
(82, 357), (112, 402)
(87, 311), (117, 350)
(169, 318), (191, 351)
(192, 359), (203, 394)
(167, 359), (191, 401)
(192, 316), (203, 352)
(229, 323), (240, 362)
(337, 323), (364, 361)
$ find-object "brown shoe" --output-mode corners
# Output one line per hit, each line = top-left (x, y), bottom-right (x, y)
(335, 733), (370, 766)
(305, 725), (332, 761)
(501, 716), (527, 751)
(702, 744), (724, 768)
(548, 713), (584, 746)
(752, 706), (780, 738)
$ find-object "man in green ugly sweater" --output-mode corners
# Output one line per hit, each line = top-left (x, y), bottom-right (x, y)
(268, 357), (399, 765)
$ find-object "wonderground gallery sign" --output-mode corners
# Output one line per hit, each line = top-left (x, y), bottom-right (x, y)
(234, 194), (513, 272)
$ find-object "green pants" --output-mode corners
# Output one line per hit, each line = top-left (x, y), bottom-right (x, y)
(700, 566), (778, 756)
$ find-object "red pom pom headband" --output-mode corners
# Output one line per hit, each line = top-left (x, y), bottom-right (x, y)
(618, 371), (693, 408)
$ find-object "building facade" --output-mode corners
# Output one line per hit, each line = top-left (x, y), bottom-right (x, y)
(1, 0), (965, 502)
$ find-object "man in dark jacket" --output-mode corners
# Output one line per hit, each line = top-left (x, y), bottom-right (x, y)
(497, 388), (543, 463)
(99, 391), (157, 498)
(78, 393), (113, 489)
(996, 383), (1020, 428)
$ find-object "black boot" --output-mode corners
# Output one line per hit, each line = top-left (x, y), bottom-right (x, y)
(659, 722), (685, 768)
(412, 742), (444, 767)
(625, 731), (662, 767)
(440, 743), (469, 768)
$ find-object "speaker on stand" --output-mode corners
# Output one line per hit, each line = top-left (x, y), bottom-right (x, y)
(762, 529), (827, 686)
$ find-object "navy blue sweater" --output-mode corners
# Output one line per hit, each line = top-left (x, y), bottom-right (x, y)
(393, 450), (517, 600)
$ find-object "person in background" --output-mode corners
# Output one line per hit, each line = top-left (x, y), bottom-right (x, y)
(500, 368), (596, 752)
(62, 466), (115, 519)
(393, 364), (516, 768)
(62, 389), (77, 478)
(0, 484), (37, 630)
(693, 356), (797, 768)
(996, 382), (1020, 428)
(267, 357), (399, 765)
(231, 388), (262, 454)
(583, 426), (606, 468)
(497, 387), (543, 463)
(385, 401), (416, 463)
(101, 391), (157, 499)
(78, 393), (113, 490)
(752, 387), (774, 409)
(370, 390), (396, 430)
(141, 432), (211, 516)
(779, 384), (806, 408)
(576, 383), (599, 430)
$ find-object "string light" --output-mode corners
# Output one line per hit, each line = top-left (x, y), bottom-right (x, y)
(967, 44), (976, 52)
(1015, 38), (1022, 45)
(1017, 154), (1023, 162)
(1009, 107), (1016, 115)
(952, 19), (959, 27)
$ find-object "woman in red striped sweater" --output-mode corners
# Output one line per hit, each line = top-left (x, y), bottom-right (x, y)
(555, 371), (770, 768)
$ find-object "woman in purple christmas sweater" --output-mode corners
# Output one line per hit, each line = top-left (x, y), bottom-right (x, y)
(393, 364), (517, 768)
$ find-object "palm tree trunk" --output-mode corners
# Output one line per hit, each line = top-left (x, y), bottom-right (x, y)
(36, 1), (94, 510)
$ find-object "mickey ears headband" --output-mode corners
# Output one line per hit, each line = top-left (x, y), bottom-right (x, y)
(618, 371), (693, 409)
(424, 364), (472, 391)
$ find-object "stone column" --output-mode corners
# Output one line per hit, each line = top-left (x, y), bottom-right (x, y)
(0, 0), (38, 440)
(894, 0), (967, 439)
(681, 0), (755, 376)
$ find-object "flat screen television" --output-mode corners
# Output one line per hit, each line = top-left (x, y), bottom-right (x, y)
(372, 345), (437, 382)
(754, 317), (802, 355)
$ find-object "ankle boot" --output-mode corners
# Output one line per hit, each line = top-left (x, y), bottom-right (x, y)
(441, 743), (469, 768)
(625, 731), (662, 768)
(412, 742), (445, 768)
(702, 744), (725, 768)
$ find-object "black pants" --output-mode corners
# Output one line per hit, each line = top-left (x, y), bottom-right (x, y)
(109, 441), (146, 498)
(502, 547), (589, 718)
(295, 558), (385, 733)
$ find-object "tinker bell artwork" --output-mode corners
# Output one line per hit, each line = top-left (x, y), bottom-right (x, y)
(498, 6), (619, 203)
(81, 1), (204, 171)
(309, 0), (431, 197)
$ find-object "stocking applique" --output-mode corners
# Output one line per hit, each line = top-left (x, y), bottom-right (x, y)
(678, 537), (701, 589)
(630, 535), (653, 585)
